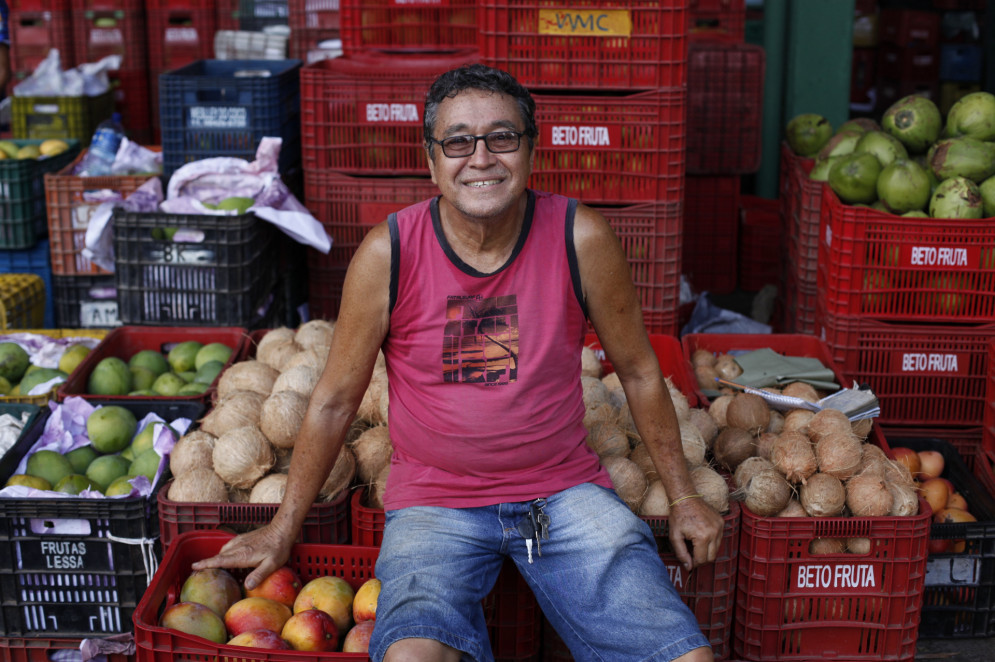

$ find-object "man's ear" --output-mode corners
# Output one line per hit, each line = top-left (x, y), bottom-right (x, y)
(426, 145), (438, 185)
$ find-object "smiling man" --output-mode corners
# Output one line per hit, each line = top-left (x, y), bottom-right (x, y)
(193, 64), (722, 662)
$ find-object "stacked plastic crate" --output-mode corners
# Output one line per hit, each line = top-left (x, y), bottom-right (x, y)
(144, 0), (218, 144)
(875, 7), (941, 116)
(71, 0), (152, 144)
(936, 8), (985, 117)
(682, 0), (765, 298)
(479, 1), (688, 336)
(287, 0), (340, 62)
(7, 0), (74, 96)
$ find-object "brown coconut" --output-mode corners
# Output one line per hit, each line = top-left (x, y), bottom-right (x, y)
(320, 445), (357, 501)
(259, 390), (309, 449)
(638, 480), (670, 516)
(708, 394), (734, 428)
(294, 319), (334, 354)
(851, 418), (873, 441)
(255, 327), (299, 370)
(755, 431), (779, 460)
(691, 348), (717, 368)
(845, 470), (893, 517)
(368, 463), (390, 509)
(777, 498), (808, 518)
(167, 468), (229, 503)
(351, 425), (393, 484)
(249, 473), (288, 503)
(810, 538), (847, 555)
(581, 345), (603, 378)
(282, 349), (327, 374)
(887, 481), (919, 516)
(725, 393), (770, 433)
(272, 365), (320, 397)
(229, 487), (252, 503)
(744, 468), (793, 516)
(617, 401), (637, 439)
(357, 367), (389, 425)
(799, 472), (846, 517)
(665, 378), (690, 422)
(855, 443), (890, 476)
(782, 408), (815, 435)
(212, 425), (276, 489)
(806, 408), (853, 445)
(687, 407), (718, 450)
(714, 354), (742, 380)
(199, 390), (266, 437)
(847, 537), (871, 554)
(602, 455), (648, 512)
(587, 421), (630, 460)
(273, 447), (293, 474)
(691, 464), (730, 514)
(679, 419), (707, 467)
(216, 360), (279, 399)
(734, 455), (775, 490)
(781, 381), (820, 403)
(582, 375), (613, 411)
(695, 364), (720, 392)
(814, 430), (863, 480)
(170, 429), (216, 476)
(628, 442), (658, 483)
(583, 402), (618, 432)
(767, 410), (785, 435)
(601, 371), (626, 409)
(713, 427), (756, 472)
(770, 431), (818, 484)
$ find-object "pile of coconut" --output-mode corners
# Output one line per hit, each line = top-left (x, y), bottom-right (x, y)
(166, 320), (374, 506)
(688, 348), (920, 553)
(580, 346), (730, 519)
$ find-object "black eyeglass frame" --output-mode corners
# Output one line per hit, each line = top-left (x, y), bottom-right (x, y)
(427, 130), (527, 158)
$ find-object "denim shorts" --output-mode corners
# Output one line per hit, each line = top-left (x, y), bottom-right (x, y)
(368, 482), (710, 662)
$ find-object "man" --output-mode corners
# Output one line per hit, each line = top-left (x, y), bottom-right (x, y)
(193, 64), (724, 662)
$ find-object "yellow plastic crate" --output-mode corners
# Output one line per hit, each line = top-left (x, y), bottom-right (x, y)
(0, 274), (45, 330)
(0, 328), (109, 405)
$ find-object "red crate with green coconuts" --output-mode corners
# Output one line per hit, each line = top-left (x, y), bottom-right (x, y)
(57, 326), (250, 404)
(784, 90), (995, 324)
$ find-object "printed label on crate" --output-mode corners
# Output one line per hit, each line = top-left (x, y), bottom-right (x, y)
(361, 102), (421, 124)
(18, 601), (127, 634)
(542, 124), (621, 149)
(900, 244), (979, 269)
(73, 204), (100, 229)
(89, 28), (124, 46)
(165, 27), (199, 44)
(538, 9), (632, 37)
(663, 562), (690, 592)
(80, 300), (120, 327)
(925, 556), (981, 586)
(143, 243), (215, 264)
(892, 351), (967, 375)
(253, 1), (289, 18)
(793, 563), (881, 592)
(188, 106), (248, 129)
(18, 538), (114, 572)
(359, 202), (405, 226)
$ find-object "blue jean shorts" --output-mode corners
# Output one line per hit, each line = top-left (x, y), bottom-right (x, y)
(368, 482), (710, 662)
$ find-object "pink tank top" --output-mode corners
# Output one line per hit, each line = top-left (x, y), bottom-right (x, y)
(381, 190), (613, 509)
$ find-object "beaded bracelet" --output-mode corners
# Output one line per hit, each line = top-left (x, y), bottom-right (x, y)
(668, 493), (704, 508)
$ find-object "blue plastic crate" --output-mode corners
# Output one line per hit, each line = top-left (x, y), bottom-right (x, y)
(940, 43), (983, 82)
(0, 241), (54, 328)
(158, 59), (302, 179)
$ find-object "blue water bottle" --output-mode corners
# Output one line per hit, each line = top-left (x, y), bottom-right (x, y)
(80, 112), (126, 176)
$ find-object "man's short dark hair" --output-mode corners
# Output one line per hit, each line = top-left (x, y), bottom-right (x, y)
(424, 64), (537, 157)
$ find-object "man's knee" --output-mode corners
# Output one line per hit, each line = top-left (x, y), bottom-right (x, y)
(382, 637), (462, 662)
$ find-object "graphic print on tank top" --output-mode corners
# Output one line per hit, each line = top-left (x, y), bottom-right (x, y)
(443, 294), (518, 385)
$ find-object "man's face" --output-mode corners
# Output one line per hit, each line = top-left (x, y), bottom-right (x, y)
(426, 89), (534, 222)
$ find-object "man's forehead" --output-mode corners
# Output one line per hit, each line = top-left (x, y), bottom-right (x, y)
(435, 90), (521, 130)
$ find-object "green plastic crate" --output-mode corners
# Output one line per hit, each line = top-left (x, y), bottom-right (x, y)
(11, 90), (114, 146)
(0, 139), (81, 249)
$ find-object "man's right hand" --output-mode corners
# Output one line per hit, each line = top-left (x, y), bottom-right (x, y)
(191, 523), (296, 591)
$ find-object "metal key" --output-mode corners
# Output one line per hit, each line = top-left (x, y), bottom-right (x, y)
(516, 514), (535, 564)
(529, 500), (549, 557)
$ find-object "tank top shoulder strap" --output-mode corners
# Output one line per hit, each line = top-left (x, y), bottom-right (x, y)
(563, 197), (587, 319)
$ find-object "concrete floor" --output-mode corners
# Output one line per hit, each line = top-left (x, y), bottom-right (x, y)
(916, 635), (995, 661)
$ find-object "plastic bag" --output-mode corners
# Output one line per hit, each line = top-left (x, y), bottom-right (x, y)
(13, 49), (121, 98)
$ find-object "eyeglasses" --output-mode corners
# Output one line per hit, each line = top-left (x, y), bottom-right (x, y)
(429, 130), (525, 158)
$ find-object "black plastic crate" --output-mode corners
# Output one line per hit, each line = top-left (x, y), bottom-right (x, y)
(0, 399), (205, 637)
(0, 140), (81, 250)
(51, 274), (121, 329)
(158, 59), (301, 179)
(891, 437), (995, 639)
(111, 210), (278, 327)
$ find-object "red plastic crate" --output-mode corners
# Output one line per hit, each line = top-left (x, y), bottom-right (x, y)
(8, 0), (74, 80)
(818, 307), (995, 427)
(878, 7), (940, 48)
(108, 68), (152, 144)
(681, 332), (858, 408)
(532, 88), (685, 206)
(586, 331), (698, 406)
(339, 0), (476, 55)
(783, 258), (817, 335)
(44, 148), (159, 276)
(686, 42), (764, 175)
(72, 0), (147, 70)
(876, 78), (939, 116)
(983, 339), (995, 488)
(158, 479), (350, 551)
(0, 636), (134, 662)
(819, 186), (995, 323)
(216, 0), (240, 30)
(56, 325), (251, 404)
(351, 486), (386, 546)
(738, 195), (782, 292)
(683, 175), (739, 295)
(688, 0), (745, 43)
(145, 0), (217, 72)
(479, 0), (687, 91)
(288, 0), (340, 62)
(300, 49), (480, 176)
(734, 500), (932, 662)
(877, 42), (939, 83)
(134, 532), (375, 662)
(851, 46), (876, 106)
